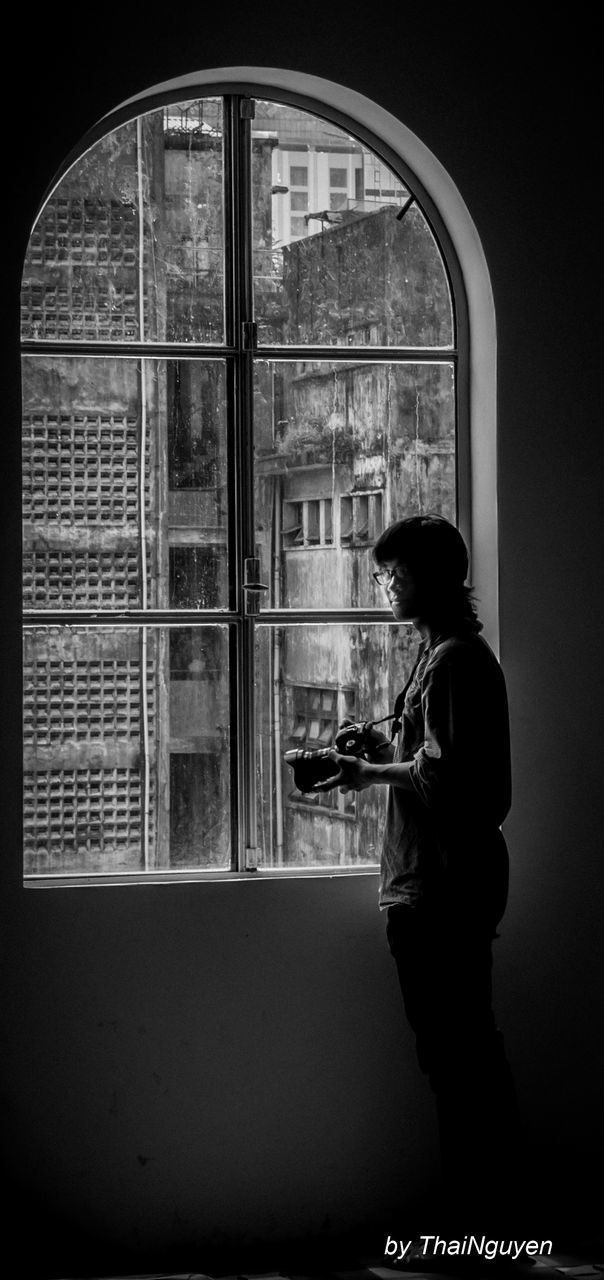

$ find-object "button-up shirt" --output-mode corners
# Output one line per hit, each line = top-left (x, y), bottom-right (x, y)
(379, 629), (511, 921)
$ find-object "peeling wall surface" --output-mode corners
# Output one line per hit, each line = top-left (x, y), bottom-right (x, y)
(1, 10), (603, 1278)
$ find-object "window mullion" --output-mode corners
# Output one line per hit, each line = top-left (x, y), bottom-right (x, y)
(229, 95), (259, 871)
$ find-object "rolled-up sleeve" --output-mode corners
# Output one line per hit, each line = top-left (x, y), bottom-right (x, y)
(408, 653), (466, 809)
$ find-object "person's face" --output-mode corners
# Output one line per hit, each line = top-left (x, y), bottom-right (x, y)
(373, 559), (421, 622)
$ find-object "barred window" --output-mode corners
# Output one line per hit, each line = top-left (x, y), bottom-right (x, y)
(340, 492), (384, 547)
(283, 498), (333, 548)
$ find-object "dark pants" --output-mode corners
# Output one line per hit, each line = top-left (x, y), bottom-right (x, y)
(386, 901), (523, 1232)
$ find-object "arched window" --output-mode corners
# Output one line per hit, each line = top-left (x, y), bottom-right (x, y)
(21, 75), (480, 883)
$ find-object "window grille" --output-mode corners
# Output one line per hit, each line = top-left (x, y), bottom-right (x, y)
(23, 550), (146, 610)
(340, 492), (384, 547)
(23, 628), (157, 873)
(27, 197), (138, 268)
(23, 767), (150, 874)
(283, 498), (334, 548)
(21, 282), (140, 342)
(22, 414), (143, 527)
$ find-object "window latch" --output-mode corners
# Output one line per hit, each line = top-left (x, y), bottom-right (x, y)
(242, 557), (269, 615)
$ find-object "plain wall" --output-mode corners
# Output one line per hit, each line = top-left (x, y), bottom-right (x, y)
(2, 8), (602, 1277)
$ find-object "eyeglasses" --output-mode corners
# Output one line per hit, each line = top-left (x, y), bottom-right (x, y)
(373, 567), (407, 587)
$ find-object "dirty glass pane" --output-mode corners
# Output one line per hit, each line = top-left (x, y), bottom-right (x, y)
(252, 101), (453, 347)
(253, 360), (456, 609)
(22, 356), (228, 610)
(254, 622), (419, 867)
(165, 360), (228, 607)
(23, 625), (231, 876)
(21, 98), (224, 344)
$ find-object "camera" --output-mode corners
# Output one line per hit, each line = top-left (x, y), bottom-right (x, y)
(284, 720), (381, 794)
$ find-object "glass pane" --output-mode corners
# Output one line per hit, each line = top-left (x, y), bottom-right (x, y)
(255, 622), (419, 867)
(166, 360), (228, 607)
(22, 356), (228, 610)
(21, 98), (224, 344)
(252, 100), (453, 347)
(254, 360), (455, 609)
(23, 626), (231, 876)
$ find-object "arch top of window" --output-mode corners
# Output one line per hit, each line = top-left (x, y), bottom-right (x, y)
(21, 88), (456, 355)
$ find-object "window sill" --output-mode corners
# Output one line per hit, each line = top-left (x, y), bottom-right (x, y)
(23, 864), (379, 889)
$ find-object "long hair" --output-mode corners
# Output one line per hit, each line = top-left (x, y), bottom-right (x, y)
(373, 515), (483, 633)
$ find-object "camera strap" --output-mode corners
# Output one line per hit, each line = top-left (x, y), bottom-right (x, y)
(387, 643), (428, 740)
(367, 710), (402, 742)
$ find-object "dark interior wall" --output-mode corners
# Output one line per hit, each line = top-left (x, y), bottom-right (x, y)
(2, 8), (602, 1277)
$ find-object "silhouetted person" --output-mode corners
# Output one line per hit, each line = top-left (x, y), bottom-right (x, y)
(316, 516), (521, 1235)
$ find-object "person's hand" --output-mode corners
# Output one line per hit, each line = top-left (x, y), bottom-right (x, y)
(313, 750), (375, 794)
(336, 719), (393, 762)
(361, 726), (394, 762)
